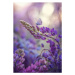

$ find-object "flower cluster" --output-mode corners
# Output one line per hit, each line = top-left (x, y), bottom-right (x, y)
(20, 20), (61, 43)
(13, 20), (62, 73)
(25, 58), (48, 72)
(14, 49), (25, 72)
(14, 34), (41, 67)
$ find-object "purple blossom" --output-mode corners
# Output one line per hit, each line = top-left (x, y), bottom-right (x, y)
(48, 56), (52, 60)
(40, 26), (46, 33)
(29, 38), (36, 44)
(15, 49), (25, 57)
(59, 55), (62, 60)
(41, 36), (46, 40)
(42, 52), (48, 58)
(54, 51), (58, 58)
(43, 65), (47, 69)
(58, 34), (62, 38)
(32, 70), (35, 72)
(33, 32), (41, 39)
(41, 43), (44, 47)
(39, 66), (43, 71)
(45, 34), (49, 37)
(14, 49), (25, 72)
(19, 20), (62, 73)
(37, 32), (41, 38)
(37, 46), (41, 50)
(49, 64), (54, 68)
(36, 25), (40, 31)
(55, 38), (60, 42)
(19, 57), (25, 63)
(31, 63), (34, 69)
(32, 26), (36, 31)
(49, 40), (55, 47)
(46, 27), (50, 33)
(51, 28), (57, 36)
(33, 65), (37, 69)
(50, 46), (56, 54)
(26, 66), (31, 72)
(25, 58), (48, 72)
(57, 45), (61, 49)
(35, 61), (39, 66)
(46, 39), (51, 43)
(46, 39), (55, 46)
(39, 58), (47, 65)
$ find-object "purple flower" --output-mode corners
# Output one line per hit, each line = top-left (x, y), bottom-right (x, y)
(59, 55), (62, 60)
(36, 26), (40, 31)
(42, 52), (48, 58)
(26, 66), (31, 72)
(20, 20), (62, 73)
(50, 46), (56, 54)
(20, 64), (24, 69)
(58, 34), (62, 38)
(45, 34), (49, 37)
(33, 33), (41, 39)
(41, 36), (46, 40)
(46, 27), (50, 33)
(54, 51), (58, 58)
(14, 49), (25, 72)
(30, 31), (35, 35)
(31, 64), (34, 69)
(48, 56), (52, 60)
(15, 49), (25, 57)
(19, 57), (25, 63)
(56, 45), (62, 50)
(39, 66), (43, 71)
(32, 70), (35, 72)
(41, 43), (44, 47)
(37, 33), (41, 37)
(47, 40), (56, 54)
(33, 65), (37, 69)
(55, 38), (60, 42)
(40, 26), (46, 33)
(37, 46), (41, 50)
(33, 34), (38, 38)
(46, 39), (51, 43)
(29, 38), (36, 45)
(43, 65), (47, 69)
(57, 45), (60, 49)
(51, 28), (57, 36)
(49, 40), (55, 47)
(47, 39), (55, 46)
(39, 59), (47, 65)
(42, 65), (48, 71)
(49, 64), (54, 68)
(35, 61), (39, 66)
(32, 26), (36, 31)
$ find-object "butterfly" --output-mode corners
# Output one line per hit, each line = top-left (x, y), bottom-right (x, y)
(36, 18), (42, 25)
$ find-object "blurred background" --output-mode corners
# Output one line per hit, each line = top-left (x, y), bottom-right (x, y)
(13, 2), (62, 67)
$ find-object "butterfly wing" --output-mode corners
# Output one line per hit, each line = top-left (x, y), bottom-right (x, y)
(36, 18), (42, 25)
